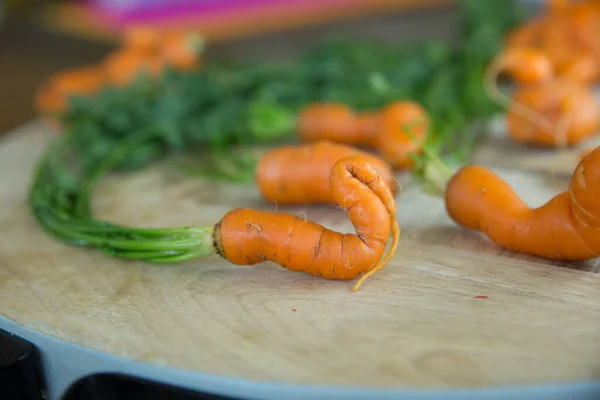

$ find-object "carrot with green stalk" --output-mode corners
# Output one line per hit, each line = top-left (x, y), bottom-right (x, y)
(240, 99), (430, 170)
(29, 127), (400, 292)
(296, 100), (430, 169)
(414, 121), (600, 261)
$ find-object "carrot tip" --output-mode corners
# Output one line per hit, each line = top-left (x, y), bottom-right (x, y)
(352, 219), (401, 292)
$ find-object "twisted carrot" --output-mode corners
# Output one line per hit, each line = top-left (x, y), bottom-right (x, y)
(217, 156), (400, 291)
(443, 146), (600, 260)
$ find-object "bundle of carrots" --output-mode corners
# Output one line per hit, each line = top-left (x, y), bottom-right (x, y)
(506, 0), (600, 84)
(32, 0), (600, 292)
(34, 26), (204, 116)
(483, 0), (600, 150)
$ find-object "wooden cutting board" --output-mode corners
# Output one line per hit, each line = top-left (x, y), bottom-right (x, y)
(1, 119), (600, 389)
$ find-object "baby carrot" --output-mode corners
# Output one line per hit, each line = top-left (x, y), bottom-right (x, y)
(121, 26), (161, 53)
(256, 141), (398, 205)
(218, 156), (401, 292)
(506, 78), (599, 147)
(102, 49), (165, 86)
(160, 31), (205, 71)
(483, 47), (599, 148)
(420, 146), (600, 261)
(297, 101), (430, 169)
(486, 47), (554, 86)
(34, 65), (106, 114)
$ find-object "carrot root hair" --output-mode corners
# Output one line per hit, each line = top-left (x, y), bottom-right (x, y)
(352, 219), (401, 292)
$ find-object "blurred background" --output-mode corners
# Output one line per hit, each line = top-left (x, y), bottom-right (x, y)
(0, 0), (461, 133)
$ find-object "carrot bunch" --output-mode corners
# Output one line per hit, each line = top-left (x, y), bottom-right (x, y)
(34, 26), (204, 116)
(484, 46), (600, 149)
(505, 0), (600, 84)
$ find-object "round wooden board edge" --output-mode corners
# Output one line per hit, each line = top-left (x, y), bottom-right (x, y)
(2, 317), (599, 400)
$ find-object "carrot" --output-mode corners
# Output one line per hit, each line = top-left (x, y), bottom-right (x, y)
(297, 101), (430, 169)
(418, 145), (600, 261)
(483, 48), (554, 136)
(506, 78), (599, 147)
(102, 49), (165, 85)
(34, 65), (106, 115)
(558, 51), (599, 84)
(486, 47), (554, 86)
(256, 141), (398, 205)
(121, 26), (161, 53)
(297, 103), (360, 145)
(160, 31), (204, 71)
(217, 155), (401, 292)
(502, 2), (600, 84)
(483, 47), (599, 148)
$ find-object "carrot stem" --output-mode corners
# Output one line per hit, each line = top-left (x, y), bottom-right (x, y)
(28, 126), (218, 263)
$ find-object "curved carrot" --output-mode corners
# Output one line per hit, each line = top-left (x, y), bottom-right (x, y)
(506, 79), (599, 147)
(256, 141), (398, 205)
(483, 48), (555, 139)
(486, 47), (554, 86)
(443, 147), (600, 260)
(217, 156), (401, 292)
(375, 101), (429, 169)
(502, 2), (600, 84)
(297, 101), (430, 169)
(483, 46), (599, 148)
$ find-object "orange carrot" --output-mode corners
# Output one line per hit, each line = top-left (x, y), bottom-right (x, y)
(418, 144), (600, 261)
(486, 47), (554, 86)
(558, 51), (599, 84)
(121, 26), (161, 53)
(159, 31), (204, 71)
(102, 49), (165, 85)
(34, 65), (106, 115)
(503, 1), (600, 84)
(482, 46), (599, 148)
(256, 141), (397, 205)
(376, 101), (429, 169)
(297, 101), (430, 169)
(506, 79), (599, 147)
(217, 155), (401, 292)
(483, 48), (554, 140)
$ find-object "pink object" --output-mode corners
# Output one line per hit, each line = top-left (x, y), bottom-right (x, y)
(88, 0), (318, 24)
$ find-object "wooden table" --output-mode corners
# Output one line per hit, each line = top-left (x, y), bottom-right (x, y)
(1, 116), (600, 399)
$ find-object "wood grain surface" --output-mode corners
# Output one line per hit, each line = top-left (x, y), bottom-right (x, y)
(1, 120), (600, 389)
